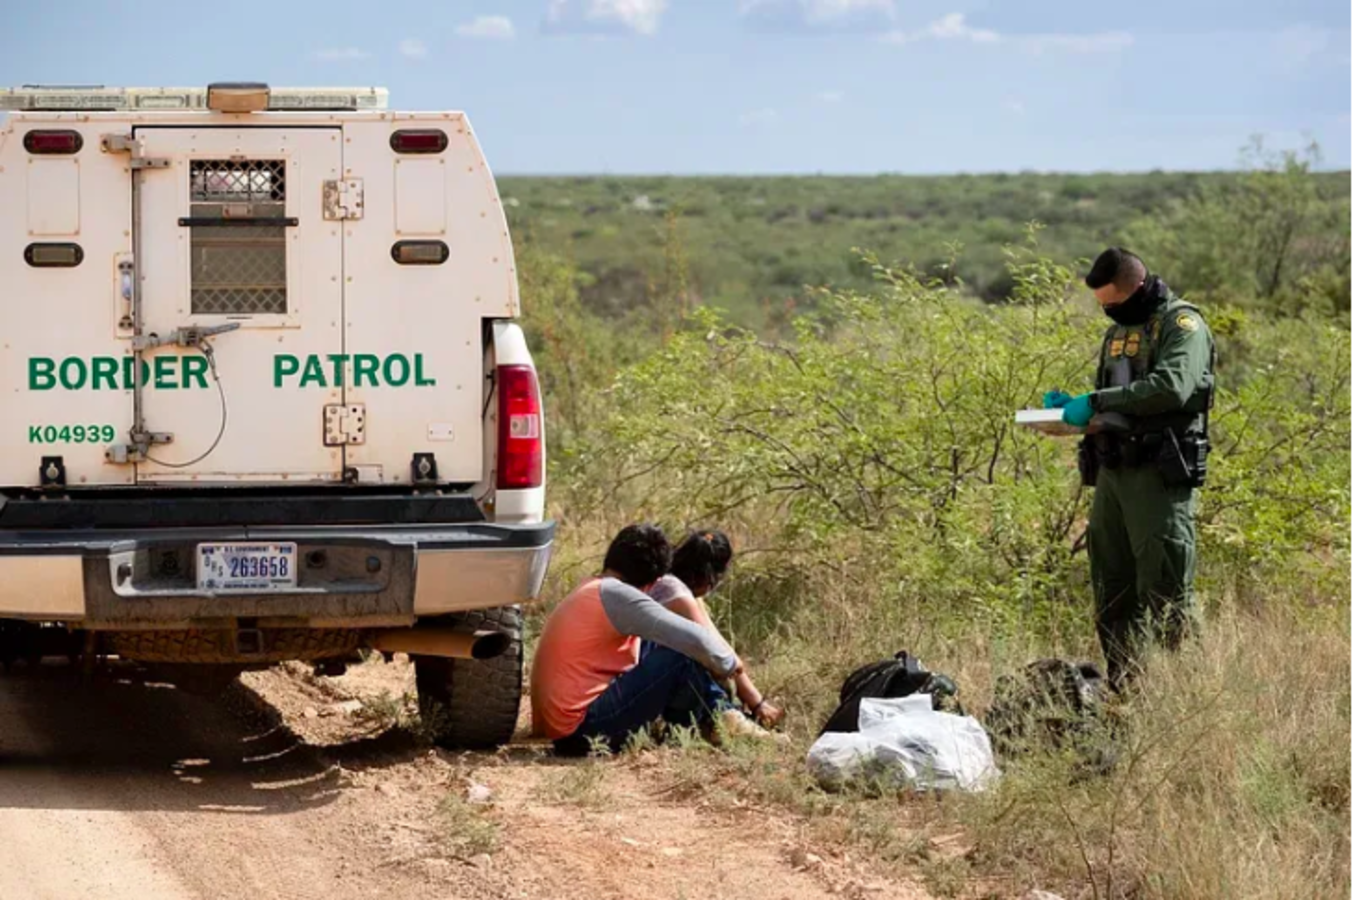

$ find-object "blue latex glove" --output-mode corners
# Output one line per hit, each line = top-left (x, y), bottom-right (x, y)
(1062, 393), (1095, 427)
(1042, 390), (1073, 409)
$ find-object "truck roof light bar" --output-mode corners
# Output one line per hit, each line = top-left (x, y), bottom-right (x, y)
(0, 85), (389, 112)
(207, 82), (270, 113)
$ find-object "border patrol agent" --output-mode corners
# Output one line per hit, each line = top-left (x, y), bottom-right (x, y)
(1045, 248), (1215, 689)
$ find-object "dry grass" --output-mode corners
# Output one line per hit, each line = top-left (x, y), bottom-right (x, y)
(586, 596), (1349, 899)
(436, 792), (499, 859)
(539, 495), (1349, 898)
(539, 758), (613, 808)
(935, 602), (1350, 899)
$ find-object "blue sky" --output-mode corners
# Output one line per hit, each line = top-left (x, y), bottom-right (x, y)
(1, 0), (1348, 174)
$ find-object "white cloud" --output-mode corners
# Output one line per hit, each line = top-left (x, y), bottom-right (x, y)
(740, 0), (895, 31)
(739, 108), (779, 126)
(881, 13), (996, 44)
(547, 0), (667, 35)
(399, 38), (428, 58)
(814, 90), (845, 103)
(927, 12), (999, 42)
(803, 0), (894, 23)
(741, 0), (893, 18)
(457, 15), (516, 39)
(1003, 99), (1025, 115)
(1273, 24), (1332, 66)
(881, 13), (1131, 54)
(311, 47), (371, 61)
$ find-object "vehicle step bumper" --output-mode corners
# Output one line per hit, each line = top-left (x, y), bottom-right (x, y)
(0, 522), (554, 626)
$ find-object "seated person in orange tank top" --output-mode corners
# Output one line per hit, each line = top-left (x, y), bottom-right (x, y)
(531, 523), (771, 755)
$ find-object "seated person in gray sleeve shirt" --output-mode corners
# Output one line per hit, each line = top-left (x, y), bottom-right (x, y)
(531, 524), (777, 755)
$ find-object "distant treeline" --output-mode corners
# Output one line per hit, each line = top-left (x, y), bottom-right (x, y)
(500, 161), (1350, 326)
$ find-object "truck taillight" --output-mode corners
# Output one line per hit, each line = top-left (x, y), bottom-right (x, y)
(496, 365), (542, 490)
(23, 130), (83, 154)
(389, 129), (448, 154)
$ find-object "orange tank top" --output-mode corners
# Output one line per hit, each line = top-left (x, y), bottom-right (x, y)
(530, 578), (641, 739)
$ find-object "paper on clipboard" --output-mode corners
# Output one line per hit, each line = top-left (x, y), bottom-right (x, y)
(1014, 408), (1085, 436)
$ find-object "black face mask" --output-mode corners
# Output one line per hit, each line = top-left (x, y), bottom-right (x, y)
(1103, 275), (1166, 326)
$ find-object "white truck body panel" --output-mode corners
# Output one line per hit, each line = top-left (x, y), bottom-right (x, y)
(0, 110), (519, 490)
(341, 113), (517, 485)
(0, 121), (135, 486)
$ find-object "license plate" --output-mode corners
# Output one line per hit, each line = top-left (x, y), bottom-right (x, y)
(197, 542), (298, 593)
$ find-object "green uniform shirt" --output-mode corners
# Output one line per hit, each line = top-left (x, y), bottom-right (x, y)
(1092, 296), (1214, 433)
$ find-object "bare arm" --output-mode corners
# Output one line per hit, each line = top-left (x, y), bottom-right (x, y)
(664, 595), (782, 725)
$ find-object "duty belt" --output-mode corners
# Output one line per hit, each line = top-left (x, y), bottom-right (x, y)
(1093, 431), (1166, 469)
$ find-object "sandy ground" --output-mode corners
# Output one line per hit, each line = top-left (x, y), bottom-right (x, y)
(0, 657), (934, 900)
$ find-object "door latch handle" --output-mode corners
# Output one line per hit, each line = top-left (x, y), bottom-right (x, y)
(117, 258), (135, 330)
(133, 322), (241, 351)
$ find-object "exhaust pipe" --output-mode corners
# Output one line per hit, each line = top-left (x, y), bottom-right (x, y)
(368, 628), (511, 660)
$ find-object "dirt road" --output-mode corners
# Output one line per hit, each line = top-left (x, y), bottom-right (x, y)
(0, 659), (932, 900)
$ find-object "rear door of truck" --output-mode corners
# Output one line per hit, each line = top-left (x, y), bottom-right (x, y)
(134, 126), (344, 483)
(333, 118), (502, 488)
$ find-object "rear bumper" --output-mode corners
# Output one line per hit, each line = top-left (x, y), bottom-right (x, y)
(0, 521), (554, 626)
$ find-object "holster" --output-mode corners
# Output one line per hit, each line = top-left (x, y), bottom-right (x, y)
(1077, 437), (1099, 487)
(1159, 431), (1209, 488)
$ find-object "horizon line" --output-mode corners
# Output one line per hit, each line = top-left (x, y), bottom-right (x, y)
(495, 167), (1353, 178)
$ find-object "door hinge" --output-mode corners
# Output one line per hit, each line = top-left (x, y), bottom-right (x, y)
(324, 404), (367, 446)
(323, 178), (364, 220)
(100, 133), (171, 169)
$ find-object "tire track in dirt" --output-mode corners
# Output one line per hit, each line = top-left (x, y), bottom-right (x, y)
(0, 659), (934, 900)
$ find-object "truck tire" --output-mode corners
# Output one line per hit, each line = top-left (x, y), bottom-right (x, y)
(413, 606), (523, 750)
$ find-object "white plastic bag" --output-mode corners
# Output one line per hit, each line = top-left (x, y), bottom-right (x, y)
(806, 694), (999, 792)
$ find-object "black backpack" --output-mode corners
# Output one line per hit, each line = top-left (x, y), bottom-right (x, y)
(819, 651), (963, 736)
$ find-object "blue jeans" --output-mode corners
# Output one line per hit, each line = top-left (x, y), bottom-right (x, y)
(554, 642), (731, 755)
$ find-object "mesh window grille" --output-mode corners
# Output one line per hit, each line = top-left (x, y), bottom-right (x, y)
(189, 160), (288, 315)
(190, 159), (285, 203)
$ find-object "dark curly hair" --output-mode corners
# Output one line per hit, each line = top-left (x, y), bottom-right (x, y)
(602, 523), (672, 588)
(670, 529), (734, 597)
(1085, 246), (1147, 292)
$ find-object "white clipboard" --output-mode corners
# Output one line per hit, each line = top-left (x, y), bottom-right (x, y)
(1014, 408), (1085, 436)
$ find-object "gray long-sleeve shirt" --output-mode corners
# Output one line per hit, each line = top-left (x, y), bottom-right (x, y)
(598, 578), (739, 678)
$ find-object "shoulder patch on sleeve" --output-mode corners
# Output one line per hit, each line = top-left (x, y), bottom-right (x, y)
(1175, 313), (1199, 333)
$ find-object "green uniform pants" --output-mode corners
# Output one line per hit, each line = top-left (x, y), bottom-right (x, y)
(1088, 464), (1199, 688)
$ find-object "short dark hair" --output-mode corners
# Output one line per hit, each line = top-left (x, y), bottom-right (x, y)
(671, 530), (734, 596)
(602, 523), (671, 587)
(1085, 247), (1147, 291)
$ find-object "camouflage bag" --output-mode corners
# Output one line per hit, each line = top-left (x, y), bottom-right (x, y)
(984, 658), (1115, 767)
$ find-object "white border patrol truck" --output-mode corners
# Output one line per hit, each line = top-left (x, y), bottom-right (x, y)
(0, 83), (552, 748)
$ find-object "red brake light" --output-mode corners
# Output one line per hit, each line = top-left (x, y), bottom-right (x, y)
(24, 130), (83, 155)
(496, 365), (543, 490)
(389, 129), (448, 154)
